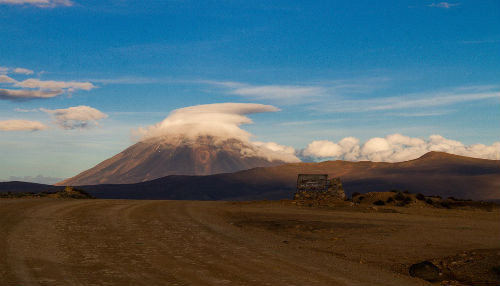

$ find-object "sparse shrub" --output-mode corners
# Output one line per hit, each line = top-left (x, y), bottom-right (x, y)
(373, 200), (385, 206)
(394, 192), (405, 201)
(390, 189), (400, 193)
(386, 197), (394, 203)
(425, 198), (434, 205)
(351, 192), (360, 198)
(492, 266), (500, 276)
(440, 201), (451, 209)
(448, 196), (457, 201)
(397, 196), (413, 207)
(403, 190), (410, 194)
(358, 196), (365, 202)
(416, 193), (425, 200)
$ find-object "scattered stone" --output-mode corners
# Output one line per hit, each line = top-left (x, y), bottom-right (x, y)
(409, 261), (440, 281)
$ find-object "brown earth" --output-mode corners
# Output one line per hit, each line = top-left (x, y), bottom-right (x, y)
(0, 198), (499, 286)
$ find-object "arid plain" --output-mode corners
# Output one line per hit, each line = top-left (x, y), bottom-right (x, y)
(1, 198), (498, 286)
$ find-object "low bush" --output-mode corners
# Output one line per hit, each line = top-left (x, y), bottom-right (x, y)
(440, 201), (451, 209)
(373, 200), (385, 206)
(386, 197), (394, 203)
(416, 193), (425, 200)
(397, 196), (413, 206)
(394, 192), (405, 201)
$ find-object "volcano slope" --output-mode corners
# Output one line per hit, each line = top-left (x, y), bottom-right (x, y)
(1, 198), (499, 286)
(57, 136), (295, 186)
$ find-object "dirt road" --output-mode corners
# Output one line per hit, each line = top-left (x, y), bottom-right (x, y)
(0, 199), (498, 285)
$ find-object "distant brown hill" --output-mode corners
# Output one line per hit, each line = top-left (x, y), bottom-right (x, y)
(76, 151), (500, 201)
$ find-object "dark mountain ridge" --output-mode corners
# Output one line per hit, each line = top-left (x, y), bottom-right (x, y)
(3, 152), (499, 201)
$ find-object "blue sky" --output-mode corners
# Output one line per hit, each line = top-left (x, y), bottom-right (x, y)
(0, 0), (499, 182)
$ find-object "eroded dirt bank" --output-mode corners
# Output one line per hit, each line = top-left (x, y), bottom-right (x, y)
(0, 199), (498, 285)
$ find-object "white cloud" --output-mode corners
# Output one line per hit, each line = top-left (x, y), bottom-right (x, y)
(0, 119), (47, 131)
(204, 80), (324, 102)
(0, 71), (96, 101)
(0, 0), (73, 7)
(0, 88), (62, 100)
(303, 134), (500, 162)
(135, 103), (300, 163)
(232, 85), (323, 100)
(0, 75), (16, 83)
(428, 2), (459, 9)
(14, 108), (39, 112)
(252, 141), (299, 163)
(13, 68), (34, 75)
(136, 103), (279, 142)
(0, 66), (34, 75)
(15, 79), (95, 91)
(41, 105), (108, 129)
(303, 140), (343, 158)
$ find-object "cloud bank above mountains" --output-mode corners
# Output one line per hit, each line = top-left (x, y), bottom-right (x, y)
(303, 134), (500, 162)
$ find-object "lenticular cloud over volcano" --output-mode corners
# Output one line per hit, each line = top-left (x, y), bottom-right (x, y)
(135, 103), (279, 141)
(136, 103), (279, 141)
(134, 102), (300, 163)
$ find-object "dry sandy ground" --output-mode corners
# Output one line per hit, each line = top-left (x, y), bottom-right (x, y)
(0, 199), (498, 286)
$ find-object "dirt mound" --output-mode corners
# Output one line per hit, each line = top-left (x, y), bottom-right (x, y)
(352, 190), (498, 210)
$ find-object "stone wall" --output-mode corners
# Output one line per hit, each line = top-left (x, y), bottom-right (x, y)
(294, 177), (346, 201)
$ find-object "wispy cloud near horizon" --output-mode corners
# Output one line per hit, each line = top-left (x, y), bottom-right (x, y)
(428, 2), (459, 9)
(0, 0), (73, 8)
(0, 119), (47, 131)
(311, 85), (500, 113)
(201, 77), (389, 104)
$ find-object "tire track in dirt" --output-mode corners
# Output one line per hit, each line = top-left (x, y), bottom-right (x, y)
(2, 199), (461, 285)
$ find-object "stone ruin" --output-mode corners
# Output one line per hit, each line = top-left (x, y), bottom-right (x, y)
(293, 174), (346, 202)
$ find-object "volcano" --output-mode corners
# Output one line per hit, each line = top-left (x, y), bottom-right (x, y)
(57, 136), (292, 186)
